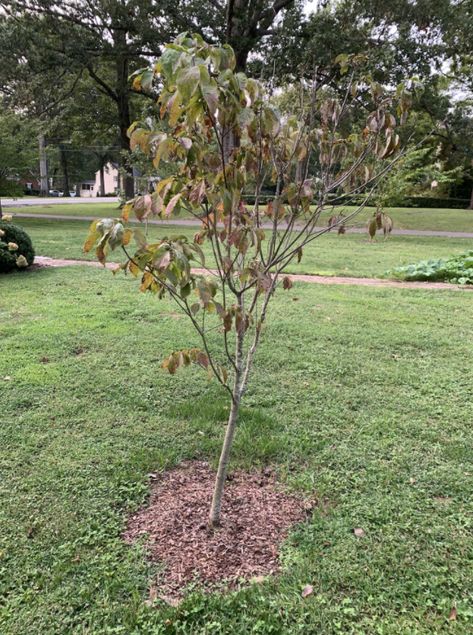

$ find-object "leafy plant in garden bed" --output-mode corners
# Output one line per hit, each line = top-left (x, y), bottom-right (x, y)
(84, 34), (414, 528)
(387, 251), (473, 284)
(0, 218), (35, 273)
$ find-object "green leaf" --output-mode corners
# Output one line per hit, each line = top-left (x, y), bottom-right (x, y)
(176, 65), (200, 101)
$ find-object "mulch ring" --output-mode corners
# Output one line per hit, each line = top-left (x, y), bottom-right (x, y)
(123, 461), (314, 601)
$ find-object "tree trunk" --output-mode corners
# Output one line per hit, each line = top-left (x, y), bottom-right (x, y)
(59, 144), (71, 196)
(208, 386), (242, 527)
(100, 165), (105, 197)
(469, 185), (473, 210)
(115, 32), (134, 200)
(209, 327), (245, 527)
(38, 134), (48, 196)
(0, 196), (3, 219)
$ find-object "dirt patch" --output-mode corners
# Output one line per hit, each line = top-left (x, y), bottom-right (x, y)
(123, 461), (312, 598)
(31, 256), (471, 290)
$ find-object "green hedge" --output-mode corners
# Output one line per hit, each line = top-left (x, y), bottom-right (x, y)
(0, 220), (35, 273)
(400, 196), (471, 209)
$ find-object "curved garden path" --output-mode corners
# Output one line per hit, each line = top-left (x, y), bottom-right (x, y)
(33, 256), (471, 291)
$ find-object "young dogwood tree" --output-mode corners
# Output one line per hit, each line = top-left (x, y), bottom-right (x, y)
(84, 35), (411, 527)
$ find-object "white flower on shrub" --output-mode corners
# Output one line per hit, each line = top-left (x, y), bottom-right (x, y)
(16, 255), (28, 268)
(7, 242), (18, 251)
(2, 215), (13, 222)
(0, 229), (5, 237)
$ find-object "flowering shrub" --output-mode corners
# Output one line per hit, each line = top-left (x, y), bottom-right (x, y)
(0, 220), (35, 273)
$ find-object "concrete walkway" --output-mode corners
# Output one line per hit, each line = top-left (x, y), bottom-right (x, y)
(33, 256), (471, 291)
(11, 212), (473, 239)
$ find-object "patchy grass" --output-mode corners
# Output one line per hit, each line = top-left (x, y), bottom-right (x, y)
(1, 266), (472, 633)
(7, 202), (473, 232)
(15, 216), (473, 279)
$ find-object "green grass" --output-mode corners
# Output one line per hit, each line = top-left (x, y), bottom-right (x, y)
(1, 266), (472, 633)
(7, 202), (473, 232)
(7, 202), (121, 219)
(15, 216), (473, 279)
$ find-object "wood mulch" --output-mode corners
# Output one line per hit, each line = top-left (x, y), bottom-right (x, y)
(123, 461), (312, 599)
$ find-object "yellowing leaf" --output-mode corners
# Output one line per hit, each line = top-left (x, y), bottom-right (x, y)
(83, 220), (100, 253)
(164, 193), (182, 217)
(121, 203), (133, 222)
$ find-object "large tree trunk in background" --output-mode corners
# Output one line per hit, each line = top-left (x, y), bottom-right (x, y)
(38, 134), (48, 195)
(99, 165), (105, 197)
(223, 0), (294, 162)
(225, 0), (251, 72)
(115, 32), (134, 200)
(59, 144), (71, 196)
(225, 0), (295, 72)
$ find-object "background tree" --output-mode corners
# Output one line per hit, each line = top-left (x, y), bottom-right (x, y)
(1, 0), (298, 199)
(0, 106), (38, 217)
(84, 35), (411, 527)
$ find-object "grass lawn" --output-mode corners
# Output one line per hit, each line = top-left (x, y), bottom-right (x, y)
(6, 202), (473, 233)
(1, 266), (472, 633)
(14, 216), (473, 279)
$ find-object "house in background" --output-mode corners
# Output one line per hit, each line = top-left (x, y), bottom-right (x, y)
(78, 162), (119, 197)
(77, 162), (158, 197)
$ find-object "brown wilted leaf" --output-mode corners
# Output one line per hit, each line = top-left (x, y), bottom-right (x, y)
(449, 607), (457, 621)
(353, 527), (365, 537)
(301, 584), (314, 598)
(282, 276), (293, 290)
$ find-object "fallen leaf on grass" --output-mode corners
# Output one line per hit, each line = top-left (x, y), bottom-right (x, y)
(449, 607), (457, 621)
(301, 584), (314, 598)
(160, 594), (181, 607)
(250, 575), (266, 585)
(353, 528), (365, 537)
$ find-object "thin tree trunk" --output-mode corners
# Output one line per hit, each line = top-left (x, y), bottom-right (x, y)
(59, 144), (71, 197)
(115, 31), (135, 200)
(208, 384), (242, 527)
(209, 326), (245, 527)
(38, 134), (48, 196)
(469, 185), (473, 210)
(0, 196), (3, 219)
